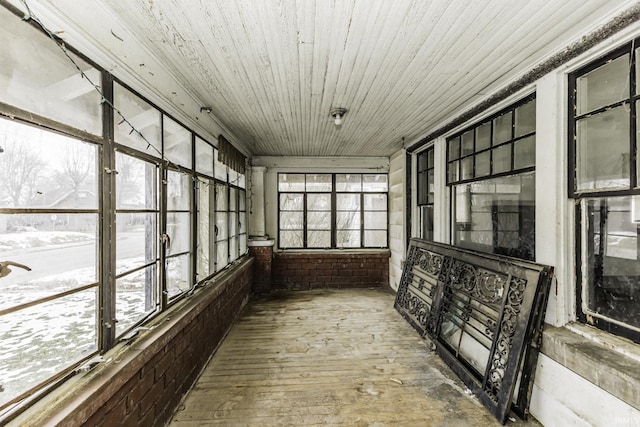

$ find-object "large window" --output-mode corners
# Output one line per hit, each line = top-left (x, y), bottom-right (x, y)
(447, 95), (536, 260)
(0, 5), (248, 418)
(417, 146), (435, 240)
(278, 173), (388, 249)
(570, 41), (640, 342)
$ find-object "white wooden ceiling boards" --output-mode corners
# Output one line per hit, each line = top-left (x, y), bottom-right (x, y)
(8, 0), (639, 158)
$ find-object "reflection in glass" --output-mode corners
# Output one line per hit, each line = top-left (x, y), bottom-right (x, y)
(195, 137), (214, 177)
(114, 83), (161, 156)
(577, 54), (629, 115)
(163, 116), (192, 168)
(0, 288), (98, 408)
(0, 5), (102, 134)
(453, 172), (535, 261)
(116, 152), (157, 210)
(584, 196), (640, 330)
(576, 105), (630, 191)
(167, 170), (191, 211)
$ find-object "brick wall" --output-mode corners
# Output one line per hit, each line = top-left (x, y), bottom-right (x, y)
(14, 258), (253, 427)
(248, 244), (273, 294)
(272, 250), (391, 290)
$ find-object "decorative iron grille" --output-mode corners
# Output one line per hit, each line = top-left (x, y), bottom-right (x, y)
(395, 239), (552, 424)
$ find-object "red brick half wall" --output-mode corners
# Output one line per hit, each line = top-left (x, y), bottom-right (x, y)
(272, 250), (390, 290)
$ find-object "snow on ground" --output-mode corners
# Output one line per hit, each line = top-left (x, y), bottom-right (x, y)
(0, 231), (93, 252)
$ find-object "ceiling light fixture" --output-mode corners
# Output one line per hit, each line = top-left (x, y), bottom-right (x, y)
(330, 108), (347, 126)
(200, 107), (212, 113)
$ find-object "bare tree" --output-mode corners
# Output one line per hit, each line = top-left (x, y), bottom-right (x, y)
(55, 143), (94, 195)
(0, 135), (45, 207)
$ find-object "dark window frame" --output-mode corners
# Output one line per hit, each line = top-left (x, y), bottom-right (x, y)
(277, 173), (389, 250)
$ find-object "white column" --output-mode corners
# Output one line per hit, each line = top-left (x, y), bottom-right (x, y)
(249, 166), (267, 238)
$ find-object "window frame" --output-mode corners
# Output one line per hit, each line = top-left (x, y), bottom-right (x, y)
(569, 40), (640, 343)
(277, 173), (389, 250)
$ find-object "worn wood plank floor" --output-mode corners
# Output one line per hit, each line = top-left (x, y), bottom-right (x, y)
(169, 289), (540, 426)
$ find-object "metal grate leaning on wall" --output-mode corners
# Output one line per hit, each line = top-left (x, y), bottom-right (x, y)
(394, 238), (552, 424)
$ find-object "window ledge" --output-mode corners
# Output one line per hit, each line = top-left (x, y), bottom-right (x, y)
(542, 323), (640, 410)
(276, 248), (391, 255)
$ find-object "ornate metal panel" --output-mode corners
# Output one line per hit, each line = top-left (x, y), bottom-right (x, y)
(395, 239), (552, 424)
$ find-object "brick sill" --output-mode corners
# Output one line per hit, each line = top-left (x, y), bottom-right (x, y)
(275, 248), (391, 256)
(542, 323), (640, 411)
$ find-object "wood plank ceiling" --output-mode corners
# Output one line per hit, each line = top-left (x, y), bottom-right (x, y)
(18, 0), (639, 157)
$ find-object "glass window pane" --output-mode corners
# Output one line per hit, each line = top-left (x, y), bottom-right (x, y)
(0, 289), (98, 408)
(576, 105), (630, 191)
(418, 152), (427, 170)
(116, 265), (157, 336)
(307, 211), (330, 230)
(337, 211), (361, 230)
(336, 174), (362, 192)
(448, 136), (460, 160)
(163, 116), (192, 168)
(493, 144), (512, 174)
(197, 180), (212, 278)
(453, 173), (535, 261)
(166, 254), (190, 298)
(515, 99), (536, 137)
(215, 211), (228, 241)
(493, 111), (512, 145)
(228, 169), (240, 187)
(229, 188), (238, 212)
(337, 230), (360, 248)
(448, 161), (460, 183)
(280, 211), (303, 229)
(280, 231), (303, 248)
(0, 213), (98, 309)
(337, 194), (360, 210)
(0, 6), (102, 134)
(215, 183), (228, 210)
(421, 205), (434, 241)
(476, 123), (491, 151)
(427, 170), (435, 204)
(577, 54), (629, 115)
(308, 230), (330, 248)
(279, 174), (305, 191)
(195, 137), (214, 176)
(229, 236), (238, 261)
(116, 152), (157, 210)
(364, 211), (387, 229)
(305, 174), (332, 191)
(364, 194), (387, 211)
(167, 170), (191, 211)
(307, 194), (331, 210)
(364, 230), (387, 247)
(167, 212), (190, 255)
(461, 157), (473, 180)
(0, 120), (98, 209)
(583, 196), (640, 330)
(229, 212), (238, 237)
(461, 130), (474, 156)
(280, 193), (303, 211)
(216, 241), (228, 270)
(363, 174), (388, 192)
(514, 136), (536, 169)
(114, 83), (161, 156)
(116, 213), (157, 276)
(475, 151), (490, 177)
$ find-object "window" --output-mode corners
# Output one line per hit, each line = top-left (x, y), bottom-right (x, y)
(570, 41), (640, 342)
(278, 173), (388, 249)
(0, 5), (248, 417)
(447, 95), (536, 260)
(417, 146), (435, 240)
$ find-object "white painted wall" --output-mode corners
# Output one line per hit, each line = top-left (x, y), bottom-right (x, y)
(388, 150), (405, 291)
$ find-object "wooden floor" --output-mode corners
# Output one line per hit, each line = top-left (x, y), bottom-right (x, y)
(169, 289), (540, 426)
